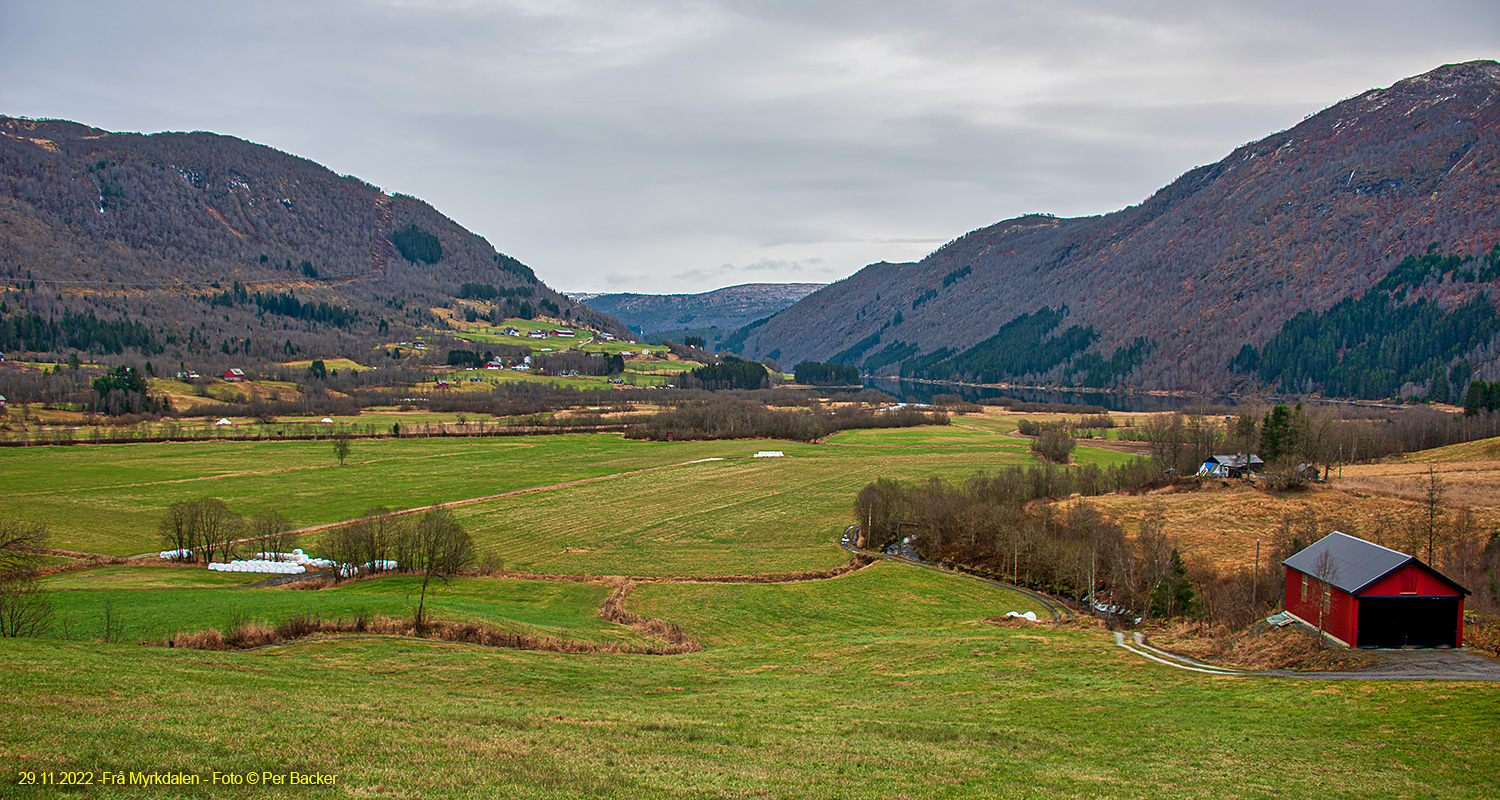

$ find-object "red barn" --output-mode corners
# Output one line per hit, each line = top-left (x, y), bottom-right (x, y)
(1284, 532), (1468, 648)
(223, 368), (246, 382)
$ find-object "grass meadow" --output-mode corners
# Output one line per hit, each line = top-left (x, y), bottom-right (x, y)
(4, 423), (1497, 798)
(37, 571), (651, 650)
(3, 562), (1496, 798)
(0, 435), (756, 555)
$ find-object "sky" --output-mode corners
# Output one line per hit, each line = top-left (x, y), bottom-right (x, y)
(2, 2), (1496, 294)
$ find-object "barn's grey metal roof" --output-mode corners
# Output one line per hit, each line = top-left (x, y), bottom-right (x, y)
(1208, 454), (1264, 467)
(1283, 531), (1413, 594)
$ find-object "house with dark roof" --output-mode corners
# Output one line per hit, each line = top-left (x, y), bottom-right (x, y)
(1196, 454), (1264, 478)
(1283, 532), (1469, 648)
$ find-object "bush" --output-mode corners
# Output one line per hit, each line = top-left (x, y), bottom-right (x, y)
(1032, 430), (1075, 463)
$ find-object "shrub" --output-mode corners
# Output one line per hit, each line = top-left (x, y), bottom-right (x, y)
(1032, 430), (1075, 463)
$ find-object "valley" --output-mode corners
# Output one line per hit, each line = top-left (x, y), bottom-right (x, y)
(3, 56), (1500, 800)
(3, 409), (1499, 797)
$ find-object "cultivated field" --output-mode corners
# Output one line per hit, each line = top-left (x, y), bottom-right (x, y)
(4, 562), (1496, 798)
(3, 420), (1497, 798)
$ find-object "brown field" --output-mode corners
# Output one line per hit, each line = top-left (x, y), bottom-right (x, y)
(1081, 476), (1500, 575)
(1336, 459), (1500, 510)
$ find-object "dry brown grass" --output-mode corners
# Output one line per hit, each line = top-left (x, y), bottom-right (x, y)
(1081, 480), (1500, 573)
(598, 578), (702, 652)
(1336, 459), (1500, 510)
(1466, 615), (1500, 659)
(1148, 621), (1381, 671)
(166, 612), (701, 655)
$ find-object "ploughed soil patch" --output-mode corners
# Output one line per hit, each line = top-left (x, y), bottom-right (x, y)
(1146, 621), (1381, 671)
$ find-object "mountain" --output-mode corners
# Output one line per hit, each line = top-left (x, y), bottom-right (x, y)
(730, 61), (1500, 400)
(0, 117), (631, 370)
(576, 283), (824, 336)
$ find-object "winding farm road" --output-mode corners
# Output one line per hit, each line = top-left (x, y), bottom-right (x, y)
(1114, 630), (1500, 680)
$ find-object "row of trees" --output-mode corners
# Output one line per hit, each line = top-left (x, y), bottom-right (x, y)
(1126, 403), (1500, 479)
(627, 397), (944, 442)
(794, 361), (859, 386)
(156, 500), (475, 632)
(681, 358), (769, 391)
(854, 471), (1214, 623)
(158, 499), (297, 564)
(321, 507), (474, 630)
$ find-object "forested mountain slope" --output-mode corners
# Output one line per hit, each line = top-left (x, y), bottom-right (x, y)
(0, 117), (629, 369)
(731, 61), (1500, 400)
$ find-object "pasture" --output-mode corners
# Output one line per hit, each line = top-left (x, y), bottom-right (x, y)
(3, 562), (1496, 798)
(1, 427), (1042, 567)
(4, 423), (1498, 798)
(37, 571), (651, 649)
(1, 435), (754, 555)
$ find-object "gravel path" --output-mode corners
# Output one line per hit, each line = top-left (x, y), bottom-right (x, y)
(1115, 630), (1500, 681)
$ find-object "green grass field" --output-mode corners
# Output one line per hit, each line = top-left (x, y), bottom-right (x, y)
(2, 561), (1495, 798)
(36, 571), (650, 649)
(2, 427), (1497, 798)
(455, 438), (1038, 576)
(0, 435), (758, 555)
(1, 427), (1051, 564)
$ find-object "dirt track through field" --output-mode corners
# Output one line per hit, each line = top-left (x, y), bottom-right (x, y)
(118, 456), (736, 557)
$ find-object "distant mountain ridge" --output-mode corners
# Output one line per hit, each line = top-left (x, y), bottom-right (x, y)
(731, 61), (1500, 400)
(0, 116), (630, 369)
(578, 283), (823, 335)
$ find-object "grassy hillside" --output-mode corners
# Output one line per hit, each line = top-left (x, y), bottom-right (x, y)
(3, 563), (1496, 798)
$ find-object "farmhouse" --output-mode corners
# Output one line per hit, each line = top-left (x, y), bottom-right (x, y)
(1283, 532), (1468, 648)
(1196, 454), (1263, 478)
(223, 368), (246, 382)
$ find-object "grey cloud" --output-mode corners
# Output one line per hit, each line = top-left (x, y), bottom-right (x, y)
(2, 0), (1496, 294)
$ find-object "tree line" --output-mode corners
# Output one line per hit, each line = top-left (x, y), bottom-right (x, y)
(682, 358), (769, 391)
(627, 397), (945, 442)
(794, 361), (859, 386)
(854, 466), (1218, 621)
(0, 309), (162, 356)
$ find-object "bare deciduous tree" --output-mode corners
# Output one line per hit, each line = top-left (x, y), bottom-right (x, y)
(0, 516), (51, 638)
(158, 500), (196, 558)
(1312, 549), (1341, 649)
(333, 435), (352, 466)
(410, 509), (474, 633)
(1422, 465), (1445, 564)
(249, 510), (294, 560)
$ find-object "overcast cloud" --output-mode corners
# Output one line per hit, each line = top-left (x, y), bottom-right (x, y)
(2, 1), (1496, 292)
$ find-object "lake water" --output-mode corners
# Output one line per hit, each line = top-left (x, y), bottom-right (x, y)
(861, 377), (1240, 413)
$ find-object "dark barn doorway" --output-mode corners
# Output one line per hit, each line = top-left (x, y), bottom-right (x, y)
(1357, 598), (1461, 648)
